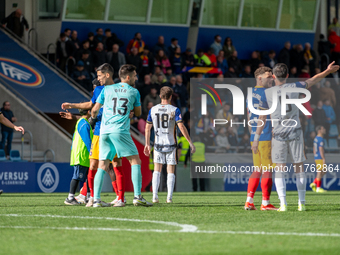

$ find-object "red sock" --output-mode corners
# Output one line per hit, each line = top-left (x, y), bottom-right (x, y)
(247, 171), (261, 198)
(261, 171), (273, 201)
(316, 178), (322, 188)
(114, 166), (125, 201)
(80, 182), (87, 196)
(112, 181), (118, 196)
(88, 169), (97, 197)
(313, 178), (317, 184)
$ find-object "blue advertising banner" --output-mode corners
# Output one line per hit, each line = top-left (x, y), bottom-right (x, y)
(0, 162), (73, 192)
(0, 30), (89, 113)
(224, 163), (340, 191)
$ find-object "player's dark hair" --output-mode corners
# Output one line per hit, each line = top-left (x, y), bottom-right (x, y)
(97, 63), (114, 77)
(273, 63), (288, 82)
(105, 28), (111, 33)
(78, 109), (89, 116)
(160, 86), (173, 100)
(315, 125), (324, 132)
(119, 64), (136, 79)
(254, 66), (272, 78)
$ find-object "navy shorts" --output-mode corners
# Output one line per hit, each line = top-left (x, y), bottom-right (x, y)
(72, 165), (88, 181)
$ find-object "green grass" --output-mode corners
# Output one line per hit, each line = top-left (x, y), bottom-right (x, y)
(1, 191), (340, 255)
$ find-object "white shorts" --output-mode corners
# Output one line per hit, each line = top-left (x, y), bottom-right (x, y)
(271, 131), (306, 164)
(154, 148), (177, 165)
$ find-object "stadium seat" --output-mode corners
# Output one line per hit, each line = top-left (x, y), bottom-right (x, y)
(9, 150), (25, 162)
(328, 139), (338, 149)
(0, 149), (8, 161)
(329, 124), (339, 138)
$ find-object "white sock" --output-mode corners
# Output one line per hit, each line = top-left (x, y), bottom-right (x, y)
(152, 171), (161, 199)
(246, 197), (254, 203)
(316, 187), (321, 192)
(262, 200), (270, 206)
(167, 173), (175, 199)
(295, 172), (306, 205)
(275, 172), (287, 207)
(79, 194), (85, 199)
(68, 193), (74, 200)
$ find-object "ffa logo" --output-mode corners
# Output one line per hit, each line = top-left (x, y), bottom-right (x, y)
(0, 57), (45, 87)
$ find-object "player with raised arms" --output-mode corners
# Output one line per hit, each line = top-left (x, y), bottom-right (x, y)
(245, 66), (278, 211)
(61, 64), (124, 207)
(91, 64), (152, 207)
(310, 125), (328, 193)
(144, 86), (195, 203)
(256, 61), (339, 211)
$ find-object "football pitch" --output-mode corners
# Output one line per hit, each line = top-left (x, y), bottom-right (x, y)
(1, 191), (340, 255)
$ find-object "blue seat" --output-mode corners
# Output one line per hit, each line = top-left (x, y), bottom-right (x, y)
(0, 149), (7, 161)
(329, 124), (339, 138)
(328, 139), (338, 149)
(9, 150), (24, 162)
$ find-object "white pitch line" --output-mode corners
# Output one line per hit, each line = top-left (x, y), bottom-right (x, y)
(1, 214), (340, 237)
(0, 214), (197, 232)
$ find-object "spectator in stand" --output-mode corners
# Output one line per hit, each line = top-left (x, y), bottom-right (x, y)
(210, 35), (223, 56)
(1, 9), (29, 38)
(56, 32), (74, 72)
(320, 81), (336, 107)
(323, 99), (336, 139)
(318, 34), (334, 71)
(303, 42), (316, 76)
(264, 50), (277, 68)
(155, 49), (171, 74)
(328, 17), (340, 36)
(215, 128), (230, 153)
(105, 29), (124, 50)
(140, 45), (154, 80)
(165, 67), (173, 81)
(106, 44), (126, 78)
(183, 48), (195, 67)
(216, 50), (228, 75)
(194, 49), (211, 67)
(227, 127), (238, 150)
(0, 101), (17, 155)
(127, 32), (145, 54)
(166, 76), (180, 107)
(168, 38), (179, 59)
(92, 42), (106, 71)
(171, 47), (183, 74)
(176, 75), (188, 113)
(138, 74), (153, 101)
(290, 44), (305, 75)
(278, 41), (291, 69)
(227, 50), (242, 76)
(196, 111), (215, 135)
(223, 37), (236, 59)
(298, 65), (311, 79)
(241, 65), (254, 78)
(76, 40), (92, 61)
(328, 29), (340, 65)
(153, 35), (169, 57)
(151, 66), (166, 84)
(94, 28), (105, 45)
(305, 131), (316, 149)
(155, 73), (167, 87)
(79, 50), (93, 77)
(224, 66), (238, 78)
(143, 86), (161, 115)
(64, 28), (71, 38)
(126, 47), (143, 75)
(238, 133), (251, 153)
(87, 32), (96, 52)
(310, 82), (322, 107)
(313, 100), (328, 139)
(70, 30), (80, 52)
(205, 48), (217, 67)
(137, 114), (147, 135)
(71, 61), (91, 91)
(300, 93), (313, 135)
(290, 66), (298, 78)
(248, 51), (261, 74)
(216, 103), (233, 128)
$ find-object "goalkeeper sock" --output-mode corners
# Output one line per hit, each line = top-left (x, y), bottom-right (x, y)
(131, 164), (142, 197)
(94, 168), (105, 200)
